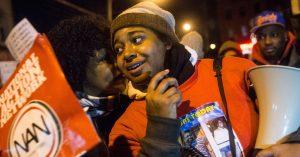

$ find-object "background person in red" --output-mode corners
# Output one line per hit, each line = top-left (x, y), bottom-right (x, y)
(251, 11), (300, 67)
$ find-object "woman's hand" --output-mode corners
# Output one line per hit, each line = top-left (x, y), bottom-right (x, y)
(257, 143), (300, 157)
(145, 69), (182, 119)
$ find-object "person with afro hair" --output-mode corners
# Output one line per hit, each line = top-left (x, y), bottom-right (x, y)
(47, 15), (129, 145)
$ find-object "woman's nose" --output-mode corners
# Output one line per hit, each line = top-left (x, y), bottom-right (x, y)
(124, 51), (137, 63)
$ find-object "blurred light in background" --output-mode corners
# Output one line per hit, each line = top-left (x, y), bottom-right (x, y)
(240, 42), (254, 55)
(250, 33), (257, 45)
(141, 0), (170, 5)
(291, 0), (300, 15)
(210, 43), (216, 50)
(183, 23), (191, 32)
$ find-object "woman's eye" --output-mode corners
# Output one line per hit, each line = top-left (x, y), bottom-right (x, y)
(115, 47), (124, 55)
(133, 36), (143, 44)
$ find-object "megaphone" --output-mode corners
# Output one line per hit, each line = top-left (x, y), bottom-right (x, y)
(247, 65), (300, 149)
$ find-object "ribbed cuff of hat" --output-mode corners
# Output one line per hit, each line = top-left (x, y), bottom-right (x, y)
(111, 13), (179, 44)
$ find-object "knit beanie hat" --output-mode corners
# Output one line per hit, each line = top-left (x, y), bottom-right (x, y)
(111, 1), (179, 44)
(219, 40), (242, 56)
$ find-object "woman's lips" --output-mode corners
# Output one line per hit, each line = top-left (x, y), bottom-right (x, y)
(127, 62), (142, 70)
(126, 62), (144, 76)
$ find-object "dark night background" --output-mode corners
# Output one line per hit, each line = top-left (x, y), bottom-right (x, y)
(8, 0), (300, 52)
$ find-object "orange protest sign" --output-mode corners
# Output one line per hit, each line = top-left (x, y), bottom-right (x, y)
(0, 35), (101, 157)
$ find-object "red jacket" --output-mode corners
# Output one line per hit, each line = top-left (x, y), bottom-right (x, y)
(109, 57), (259, 156)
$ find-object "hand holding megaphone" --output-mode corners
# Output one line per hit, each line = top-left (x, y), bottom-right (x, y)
(256, 143), (300, 157)
(248, 65), (300, 156)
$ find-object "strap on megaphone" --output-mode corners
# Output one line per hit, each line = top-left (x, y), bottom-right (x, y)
(245, 67), (259, 114)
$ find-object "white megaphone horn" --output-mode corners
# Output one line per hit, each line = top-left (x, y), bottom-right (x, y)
(247, 65), (300, 149)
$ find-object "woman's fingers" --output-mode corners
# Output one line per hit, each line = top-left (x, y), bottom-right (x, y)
(147, 69), (169, 93)
(164, 86), (178, 97)
(155, 77), (178, 94)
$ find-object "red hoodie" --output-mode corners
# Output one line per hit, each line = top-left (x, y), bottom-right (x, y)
(109, 57), (258, 156)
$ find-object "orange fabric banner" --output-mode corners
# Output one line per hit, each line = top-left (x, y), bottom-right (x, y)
(0, 35), (100, 157)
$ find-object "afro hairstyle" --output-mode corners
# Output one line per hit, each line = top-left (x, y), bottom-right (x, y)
(47, 15), (111, 92)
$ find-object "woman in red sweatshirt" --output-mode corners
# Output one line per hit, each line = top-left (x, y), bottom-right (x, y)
(109, 2), (300, 157)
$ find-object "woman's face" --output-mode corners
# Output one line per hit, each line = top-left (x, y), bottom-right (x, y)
(224, 50), (238, 57)
(86, 48), (126, 95)
(113, 27), (168, 85)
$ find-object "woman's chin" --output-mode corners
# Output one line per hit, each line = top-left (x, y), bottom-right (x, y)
(130, 72), (150, 83)
(127, 72), (151, 90)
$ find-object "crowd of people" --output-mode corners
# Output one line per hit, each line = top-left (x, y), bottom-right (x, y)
(1, 1), (300, 157)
